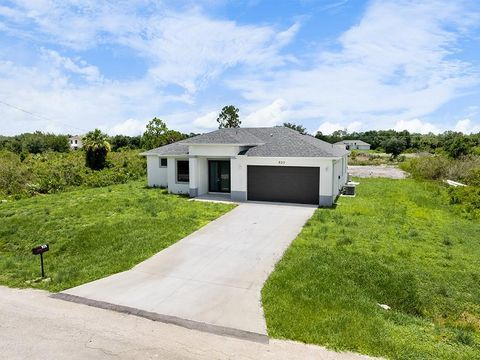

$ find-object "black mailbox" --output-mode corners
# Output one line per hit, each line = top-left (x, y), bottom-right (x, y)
(32, 244), (49, 255)
(32, 244), (49, 278)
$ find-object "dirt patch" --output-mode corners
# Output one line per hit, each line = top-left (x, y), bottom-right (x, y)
(348, 165), (407, 179)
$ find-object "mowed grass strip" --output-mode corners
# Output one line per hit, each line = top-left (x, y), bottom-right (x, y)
(262, 178), (480, 360)
(0, 180), (234, 292)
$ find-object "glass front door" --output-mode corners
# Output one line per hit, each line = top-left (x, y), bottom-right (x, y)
(209, 160), (231, 193)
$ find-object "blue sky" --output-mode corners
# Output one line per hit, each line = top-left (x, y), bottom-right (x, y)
(0, 0), (479, 136)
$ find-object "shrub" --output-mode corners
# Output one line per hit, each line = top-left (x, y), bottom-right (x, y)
(0, 151), (31, 196)
(383, 137), (406, 157)
(448, 186), (480, 219)
(83, 129), (111, 170)
(401, 155), (480, 184)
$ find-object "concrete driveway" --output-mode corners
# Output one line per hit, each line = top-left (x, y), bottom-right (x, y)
(57, 202), (316, 340)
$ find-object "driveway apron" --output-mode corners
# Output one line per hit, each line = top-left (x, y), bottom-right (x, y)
(59, 202), (316, 338)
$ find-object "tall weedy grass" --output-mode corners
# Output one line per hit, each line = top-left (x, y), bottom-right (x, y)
(0, 150), (146, 198)
(400, 155), (480, 218)
(400, 155), (480, 184)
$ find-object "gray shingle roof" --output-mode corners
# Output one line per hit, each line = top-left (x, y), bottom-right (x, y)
(184, 128), (264, 145)
(140, 139), (190, 156)
(141, 127), (348, 158)
(242, 127), (348, 157)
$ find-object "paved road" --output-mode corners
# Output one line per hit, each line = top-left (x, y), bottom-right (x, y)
(0, 286), (374, 360)
(61, 202), (316, 337)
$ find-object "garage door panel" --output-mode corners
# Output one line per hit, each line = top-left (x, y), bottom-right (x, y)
(247, 166), (319, 205)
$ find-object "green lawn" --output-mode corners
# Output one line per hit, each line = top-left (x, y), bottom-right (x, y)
(0, 180), (234, 292)
(262, 178), (480, 360)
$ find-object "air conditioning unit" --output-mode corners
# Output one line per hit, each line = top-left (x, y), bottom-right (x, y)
(342, 184), (356, 196)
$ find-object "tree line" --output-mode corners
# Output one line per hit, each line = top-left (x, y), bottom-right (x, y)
(314, 129), (480, 159)
(2, 104), (479, 163)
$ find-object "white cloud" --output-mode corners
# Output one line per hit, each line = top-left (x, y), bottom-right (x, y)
(243, 99), (290, 127)
(454, 118), (480, 134)
(142, 13), (297, 94)
(347, 121), (362, 132)
(394, 119), (439, 134)
(193, 111), (218, 130)
(0, 59), (179, 135)
(41, 49), (101, 83)
(229, 0), (480, 131)
(0, 2), (297, 94)
(0, 0), (478, 136)
(108, 118), (146, 136)
(316, 120), (363, 135)
(317, 122), (344, 135)
(0, 2), (300, 134)
(0, 1), (144, 50)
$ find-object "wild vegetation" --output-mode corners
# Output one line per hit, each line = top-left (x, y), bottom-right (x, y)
(0, 150), (146, 198)
(0, 132), (71, 154)
(348, 150), (409, 165)
(400, 156), (480, 218)
(0, 118), (193, 199)
(262, 178), (480, 360)
(0, 180), (234, 292)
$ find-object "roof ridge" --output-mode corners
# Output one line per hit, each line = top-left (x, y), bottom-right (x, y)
(294, 132), (345, 156)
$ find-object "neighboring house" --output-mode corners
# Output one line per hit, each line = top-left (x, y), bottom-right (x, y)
(334, 139), (370, 150)
(141, 127), (348, 207)
(69, 135), (83, 150)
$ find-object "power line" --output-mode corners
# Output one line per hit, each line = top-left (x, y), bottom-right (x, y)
(0, 99), (88, 133)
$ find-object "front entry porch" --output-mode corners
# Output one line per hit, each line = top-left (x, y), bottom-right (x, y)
(188, 157), (231, 199)
(208, 160), (231, 193)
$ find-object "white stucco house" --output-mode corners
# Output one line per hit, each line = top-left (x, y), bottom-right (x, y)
(141, 127), (348, 207)
(69, 135), (83, 150)
(334, 139), (370, 150)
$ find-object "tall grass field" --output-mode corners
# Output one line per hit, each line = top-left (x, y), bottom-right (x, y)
(262, 178), (480, 360)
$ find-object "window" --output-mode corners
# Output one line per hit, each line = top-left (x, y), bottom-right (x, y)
(177, 160), (189, 182)
(159, 158), (167, 167)
(70, 140), (73, 144)
(75, 140), (78, 144)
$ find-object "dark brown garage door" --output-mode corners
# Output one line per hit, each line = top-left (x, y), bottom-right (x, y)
(247, 166), (319, 205)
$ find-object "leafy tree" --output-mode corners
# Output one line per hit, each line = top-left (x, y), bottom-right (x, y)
(83, 129), (111, 170)
(141, 117), (168, 149)
(162, 130), (187, 145)
(3, 138), (22, 154)
(445, 136), (471, 159)
(110, 135), (142, 151)
(45, 134), (69, 152)
(141, 118), (187, 149)
(217, 105), (240, 128)
(314, 131), (330, 142)
(283, 122), (307, 135)
(23, 132), (47, 154)
(383, 137), (406, 158)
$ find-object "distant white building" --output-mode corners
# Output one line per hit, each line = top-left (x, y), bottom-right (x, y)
(69, 135), (83, 150)
(334, 140), (370, 151)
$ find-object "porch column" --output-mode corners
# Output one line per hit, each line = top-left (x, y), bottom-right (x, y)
(189, 156), (199, 198)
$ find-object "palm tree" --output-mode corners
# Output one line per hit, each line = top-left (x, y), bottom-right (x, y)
(83, 129), (111, 170)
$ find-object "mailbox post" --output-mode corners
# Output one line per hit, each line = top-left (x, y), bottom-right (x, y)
(32, 244), (49, 278)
